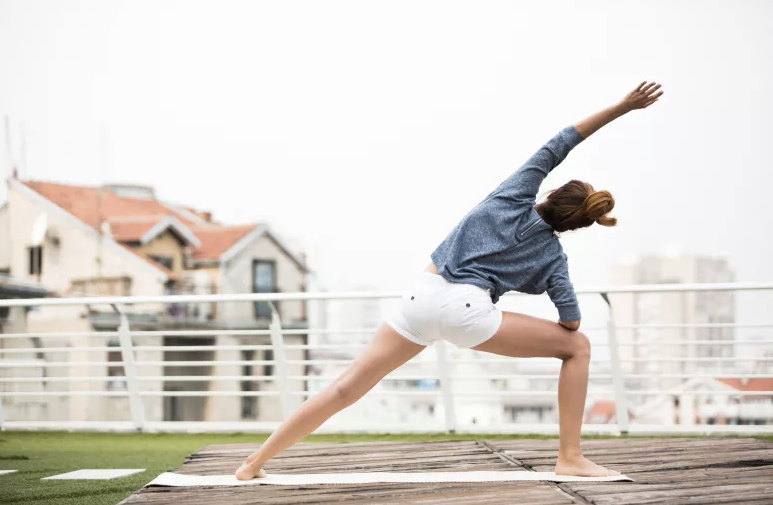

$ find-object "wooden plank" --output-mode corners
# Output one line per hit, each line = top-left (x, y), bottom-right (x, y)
(120, 438), (773, 505)
(586, 483), (773, 505)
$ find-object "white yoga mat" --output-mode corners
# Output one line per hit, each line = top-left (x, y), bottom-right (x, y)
(43, 469), (145, 480)
(0, 470), (18, 476)
(147, 470), (632, 487)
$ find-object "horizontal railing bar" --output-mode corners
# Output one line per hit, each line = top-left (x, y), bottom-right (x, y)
(2, 372), (771, 384)
(4, 356), (772, 368)
(617, 323), (773, 330)
(4, 339), (771, 355)
(1, 347), (115, 353)
(604, 340), (772, 346)
(450, 357), (773, 364)
(0, 420), (769, 436)
(1, 281), (771, 308)
(0, 391), (131, 397)
(0, 332), (120, 340)
(5, 389), (770, 398)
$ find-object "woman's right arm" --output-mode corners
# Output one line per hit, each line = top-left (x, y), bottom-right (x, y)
(493, 81), (663, 203)
(574, 81), (663, 138)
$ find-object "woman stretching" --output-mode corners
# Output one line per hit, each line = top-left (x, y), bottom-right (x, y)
(236, 81), (663, 480)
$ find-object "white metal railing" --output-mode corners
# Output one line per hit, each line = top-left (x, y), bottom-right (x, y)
(1, 282), (772, 435)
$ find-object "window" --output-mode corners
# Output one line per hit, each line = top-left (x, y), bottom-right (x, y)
(241, 350), (257, 419)
(149, 255), (174, 271)
(252, 260), (277, 319)
(106, 339), (127, 391)
(264, 349), (274, 376)
(27, 246), (43, 276)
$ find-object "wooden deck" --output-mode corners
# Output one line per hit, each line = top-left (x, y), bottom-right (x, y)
(122, 438), (773, 505)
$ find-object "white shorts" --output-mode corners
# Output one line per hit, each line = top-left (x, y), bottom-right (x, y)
(386, 272), (503, 349)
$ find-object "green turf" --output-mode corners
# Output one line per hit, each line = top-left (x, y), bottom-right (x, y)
(0, 432), (770, 505)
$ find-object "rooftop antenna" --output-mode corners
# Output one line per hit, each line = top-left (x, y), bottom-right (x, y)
(19, 122), (27, 179)
(4, 116), (17, 179)
(95, 124), (112, 278)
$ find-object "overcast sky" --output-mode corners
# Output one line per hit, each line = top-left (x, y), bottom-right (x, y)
(1, 0), (772, 296)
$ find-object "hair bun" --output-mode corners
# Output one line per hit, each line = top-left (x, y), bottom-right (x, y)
(583, 190), (617, 227)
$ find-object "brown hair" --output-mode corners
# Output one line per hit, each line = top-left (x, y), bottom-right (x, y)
(537, 180), (617, 233)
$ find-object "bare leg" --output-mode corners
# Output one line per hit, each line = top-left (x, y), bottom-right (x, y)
(235, 323), (425, 480)
(472, 312), (620, 477)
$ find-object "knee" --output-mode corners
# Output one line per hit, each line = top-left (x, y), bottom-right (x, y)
(572, 331), (592, 359)
(561, 330), (591, 361)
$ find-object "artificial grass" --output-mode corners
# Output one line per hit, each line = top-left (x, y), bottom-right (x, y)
(0, 432), (770, 505)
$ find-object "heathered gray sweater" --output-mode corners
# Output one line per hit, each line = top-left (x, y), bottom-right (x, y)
(431, 125), (585, 322)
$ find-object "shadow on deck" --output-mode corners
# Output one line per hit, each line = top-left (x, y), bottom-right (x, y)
(121, 437), (773, 505)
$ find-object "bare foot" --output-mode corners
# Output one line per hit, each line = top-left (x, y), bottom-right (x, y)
(555, 455), (620, 477)
(235, 460), (268, 481)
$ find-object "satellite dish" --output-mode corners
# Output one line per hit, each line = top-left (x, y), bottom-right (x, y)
(100, 221), (112, 237)
(30, 213), (48, 246)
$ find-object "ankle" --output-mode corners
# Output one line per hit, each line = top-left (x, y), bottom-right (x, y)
(243, 457), (262, 469)
(557, 448), (583, 463)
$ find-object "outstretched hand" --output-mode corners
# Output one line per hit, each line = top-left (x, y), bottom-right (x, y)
(620, 81), (663, 112)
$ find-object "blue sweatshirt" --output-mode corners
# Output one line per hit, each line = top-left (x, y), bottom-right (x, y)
(430, 125), (585, 322)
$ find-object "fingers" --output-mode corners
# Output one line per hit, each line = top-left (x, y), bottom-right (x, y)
(635, 80), (647, 92)
(641, 82), (659, 95)
(644, 84), (662, 97)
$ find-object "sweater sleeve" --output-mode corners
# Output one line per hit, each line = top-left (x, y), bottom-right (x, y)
(546, 257), (581, 322)
(495, 125), (585, 203)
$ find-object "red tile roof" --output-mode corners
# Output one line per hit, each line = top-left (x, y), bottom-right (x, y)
(585, 400), (635, 424)
(191, 225), (257, 261)
(107, 216), (165, 242)
(21, 180), (263, 270)
(24, 181), (199, 229)
(586, 400), (616, 423)
(716, 378), (773, 393)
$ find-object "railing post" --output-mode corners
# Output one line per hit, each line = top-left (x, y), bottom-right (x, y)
(435, 340), (458, 433)
(112, 305), (146, 431)
(601, 293), (630, 435)
(268, 301), (293, 420)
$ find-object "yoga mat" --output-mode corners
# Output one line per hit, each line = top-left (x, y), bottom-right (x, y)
(43, 469), (145, 480)
(147, 470), (632, 487)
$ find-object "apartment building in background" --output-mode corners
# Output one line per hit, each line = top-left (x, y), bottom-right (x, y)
(611, 254), (736, 407)
(0, 176), (309, 424)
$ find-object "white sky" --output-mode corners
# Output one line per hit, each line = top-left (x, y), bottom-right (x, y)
(1, 0), (772, 295)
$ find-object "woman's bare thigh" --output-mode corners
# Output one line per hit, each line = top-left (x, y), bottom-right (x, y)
(471, 311), (582, 360)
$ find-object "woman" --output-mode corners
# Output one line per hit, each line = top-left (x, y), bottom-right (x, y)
(236, 81), (663, 480)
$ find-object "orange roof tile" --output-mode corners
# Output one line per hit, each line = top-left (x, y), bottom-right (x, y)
(107, 217), (164, 242)
(23, 181), (199, 229)
(585, 400), (635, 424)
(191, 225), (258, 261)
(716, 378), (773, 393)
(22, 180), (268, 269)
(587, 400), (616, 422)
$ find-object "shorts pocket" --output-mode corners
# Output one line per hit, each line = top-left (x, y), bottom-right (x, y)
(439, 298), (495, 335)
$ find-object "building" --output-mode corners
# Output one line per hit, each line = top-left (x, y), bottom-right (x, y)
(610, 255), (736, 405)
(0, 177), (309, 424)
(632, 377), (773, 426)
(0, 273), (55, 422)
(321, 285), (383, 346)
